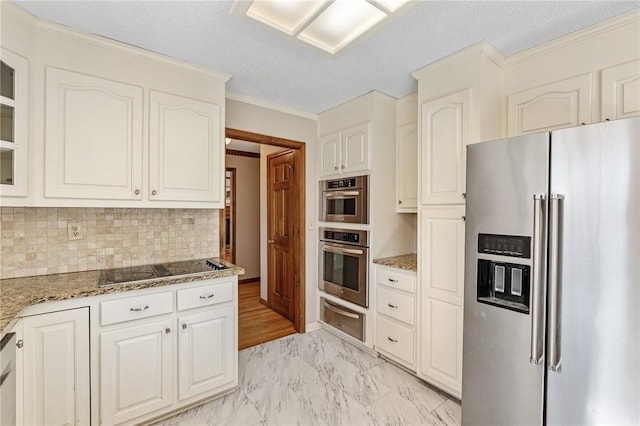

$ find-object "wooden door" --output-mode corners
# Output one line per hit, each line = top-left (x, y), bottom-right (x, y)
(267, 149), (296, 321)
(22, 308), (90, 426)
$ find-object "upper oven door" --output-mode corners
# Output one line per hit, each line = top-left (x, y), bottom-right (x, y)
(322, 188), (368, 224)
(319, 241), (368, 307)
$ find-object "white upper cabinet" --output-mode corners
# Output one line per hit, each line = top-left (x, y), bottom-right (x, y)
(0, 48), (28, 197)
(149, 90), (223, 203)
(396, 93), (418, 212)
(318, 122), (369, 177)
(421, 89), (471, 205)
(45, 67), (144, 200)
(318, 131), (340, 176)
(601, 59), (640, 121)
(507, 73), (592, 136)
(341, 122), (369, 174)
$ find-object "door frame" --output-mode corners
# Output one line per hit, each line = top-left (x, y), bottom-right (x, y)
(225, 128), (306, 333)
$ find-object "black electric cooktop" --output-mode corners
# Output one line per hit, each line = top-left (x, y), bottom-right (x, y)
(98, 258), (229, 286)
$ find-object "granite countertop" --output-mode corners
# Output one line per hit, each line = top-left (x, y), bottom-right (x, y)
(372, 253), (417, 272)
(0, 258), (244, 335)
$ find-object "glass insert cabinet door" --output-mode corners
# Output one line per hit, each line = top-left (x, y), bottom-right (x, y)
(0, 48), (28, 197)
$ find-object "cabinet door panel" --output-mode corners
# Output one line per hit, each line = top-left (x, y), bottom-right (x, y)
(318, 131), (340, 177)
(421, 206), (465, 305)
(178, 307), (234, 401)
(507, 73), (592, 136)
(45, 67), (143, 199)
(149, 90), (222, 203)
(341, 122), (369, 173)
(0, 48), (28, 197)
(421, 89), (470, 205)
(22, 308), (90, 426)
(601, 59), (640, 121)
(396, 122), (418, 211)
(421, 298), (463, 393)
(100, 319), (174, 425)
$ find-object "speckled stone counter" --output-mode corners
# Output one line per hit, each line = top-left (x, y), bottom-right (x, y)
(372, 253), (417, 272)
(0, 259), (244, 335)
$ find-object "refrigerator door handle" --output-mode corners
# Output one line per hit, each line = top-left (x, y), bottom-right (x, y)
(548, 194), (564, 371)
(530, 194), (546, 365)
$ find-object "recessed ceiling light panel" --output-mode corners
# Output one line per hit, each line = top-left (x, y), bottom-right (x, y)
(297, 0), (386, 54)
(370, 0), (411, 13)
(246, 0), (329, 35)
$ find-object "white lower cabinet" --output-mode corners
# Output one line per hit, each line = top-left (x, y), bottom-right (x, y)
(374, 265), (417, 370)
(418, 206), (465, 398)
(98, 277), (237, 425)
(22, 308), (90, 426)
(178, 307), (234, 401)
(100, 319), (175, 425)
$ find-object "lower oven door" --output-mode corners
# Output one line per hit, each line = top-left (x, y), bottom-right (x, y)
(319, 241), (368, 307)
(320, 298), (365, 342)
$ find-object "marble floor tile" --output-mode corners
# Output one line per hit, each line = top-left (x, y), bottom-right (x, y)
(154, 328), (461, 426)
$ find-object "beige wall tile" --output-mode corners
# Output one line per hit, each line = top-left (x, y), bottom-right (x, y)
(0, 207), (220, 279)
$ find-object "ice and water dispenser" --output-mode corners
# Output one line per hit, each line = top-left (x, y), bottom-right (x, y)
(476, 233), (531, 314)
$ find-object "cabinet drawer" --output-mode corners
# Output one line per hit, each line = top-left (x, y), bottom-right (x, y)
(376, 286), (415, 325)
(376, 268), (416, 293)
(375, 316), (414, 365)
(101, 291), (173, 326)
(177, 281), (233, 311)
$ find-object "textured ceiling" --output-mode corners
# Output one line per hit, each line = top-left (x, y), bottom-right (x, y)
(15, 1), (640, 114)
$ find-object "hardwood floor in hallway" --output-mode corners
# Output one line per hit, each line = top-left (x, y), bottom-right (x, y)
(238, 280), (296, 350)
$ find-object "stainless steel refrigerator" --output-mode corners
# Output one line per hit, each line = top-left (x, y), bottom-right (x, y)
(462, 117), (639, 425)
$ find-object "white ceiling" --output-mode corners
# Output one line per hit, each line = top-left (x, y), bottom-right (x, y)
(15, 1), (639, 114)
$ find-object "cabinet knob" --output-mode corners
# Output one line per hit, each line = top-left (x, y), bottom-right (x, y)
(165, 327), (171, 334)
(462, 193), (466, 199)
(134, 189), (140, 195)
(605, 118), (611, 121)
(580, 122), (587, 126)
(182, 323), (187, 330)
(462, 216), (466, 221)
(152, 189), (157, 196)
(398, 200), (402, 204)
(341, 165), (345, 169)
(334, 166), (338, 171)
(16, 339), (23, 349)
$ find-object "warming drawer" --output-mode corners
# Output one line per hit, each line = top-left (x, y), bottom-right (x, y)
(320, 297), (364, 342)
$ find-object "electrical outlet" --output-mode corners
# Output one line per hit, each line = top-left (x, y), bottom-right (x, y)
(67, 222), (84, 241)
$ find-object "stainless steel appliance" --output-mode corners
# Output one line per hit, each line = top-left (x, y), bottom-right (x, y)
(319, 227), (368, 307)
(320, 297), (365, 342)
(462, 117), (639, 425)
(320, 175), (368, 224)
(98, 258), (230, 286)
(0, 332), (17, 426)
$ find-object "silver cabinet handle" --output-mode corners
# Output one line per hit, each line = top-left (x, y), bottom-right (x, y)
(134, 189), (140, 195)
(548, 194), (564, 372)
(323, 301), (359, 319)
(387, 303), (398, 309)
(130, 305), (149, 312)
(388, 278), (398, 283)
(199, 293), (215, 299)
(152, 189), (157, 196)
(387, 337), (398, 343)
(530, 194), (546, 365)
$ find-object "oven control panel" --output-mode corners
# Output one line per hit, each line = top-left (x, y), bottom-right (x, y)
(320, 227), (368, 247)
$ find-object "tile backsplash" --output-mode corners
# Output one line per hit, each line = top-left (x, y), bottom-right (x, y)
(0, 207), (219, 279)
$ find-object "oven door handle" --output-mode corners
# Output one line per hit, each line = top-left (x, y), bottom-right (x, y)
(323, 246), (364, 256)
(325, 191), (360, 199)
(323, 301), (360, 319)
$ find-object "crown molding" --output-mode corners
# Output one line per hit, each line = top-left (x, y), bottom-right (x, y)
(226, 92), (318, 120)
(411, 40), (506, 80)
(32, 19), (231, 82)
(504, 9), (640, 66)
